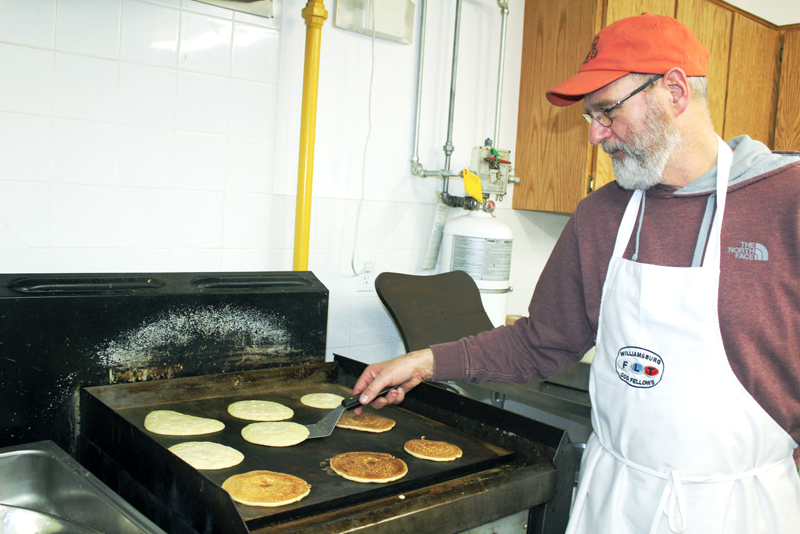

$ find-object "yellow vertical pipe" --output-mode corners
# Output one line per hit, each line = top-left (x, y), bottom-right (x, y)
(293, 1), (328, 271)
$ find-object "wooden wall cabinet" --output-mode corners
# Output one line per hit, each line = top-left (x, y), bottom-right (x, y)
(775, 29), (800, 151)
(511, 0), (601, 214)
(513, 0), (799, 214)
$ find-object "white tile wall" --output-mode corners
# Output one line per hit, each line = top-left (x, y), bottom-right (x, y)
(120, 0), (179, 67)
(0, 0), (568, 364)
(0, 0), (56, 49)
(57, 0), (121, 59)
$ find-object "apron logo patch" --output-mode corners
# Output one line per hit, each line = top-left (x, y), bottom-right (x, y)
(615, 347), (664, 388)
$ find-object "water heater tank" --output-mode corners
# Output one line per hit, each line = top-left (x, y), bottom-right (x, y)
(440, 210), (512, 327)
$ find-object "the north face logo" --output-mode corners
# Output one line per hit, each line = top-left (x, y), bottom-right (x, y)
(583, 36), (600, 64)
(728, 242), (769, 261)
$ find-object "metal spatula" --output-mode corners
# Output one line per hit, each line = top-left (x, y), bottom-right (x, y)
(305, 386), (394, 439)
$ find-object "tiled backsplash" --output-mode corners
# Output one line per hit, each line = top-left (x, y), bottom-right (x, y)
(0, 0), (568, 363)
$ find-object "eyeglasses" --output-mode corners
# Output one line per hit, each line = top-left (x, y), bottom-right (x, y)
(582, 75), (663, 127)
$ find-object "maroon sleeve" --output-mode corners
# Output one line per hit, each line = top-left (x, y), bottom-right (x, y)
(431, 212), (596, 384)
(430, 182), (632, 385)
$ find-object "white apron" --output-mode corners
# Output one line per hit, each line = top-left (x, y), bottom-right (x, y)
(566, 137), (800, 534)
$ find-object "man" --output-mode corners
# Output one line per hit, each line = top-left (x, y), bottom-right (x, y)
(354, 13), (800, 534)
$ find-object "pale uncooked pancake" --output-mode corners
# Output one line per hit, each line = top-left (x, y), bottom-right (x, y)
(329, 452), (408, 483)
(336, 411), (395, 433)
(222, 470), (311, 507)
(227, 400), (293, 421)
(300, 392), (344, 409)
(404, 438), (463, 462)
(241, 421), (309, 447)
(143, 410), (224, 436)
(168, 441), (244, 470)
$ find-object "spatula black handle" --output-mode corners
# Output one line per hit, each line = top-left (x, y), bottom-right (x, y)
(342, 386), (396, 410)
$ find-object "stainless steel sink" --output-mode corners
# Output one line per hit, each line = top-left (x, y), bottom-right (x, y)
(0, 441), (165, 534)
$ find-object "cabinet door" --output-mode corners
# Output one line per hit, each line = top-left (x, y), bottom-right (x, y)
(723, 14), (781, 146)
(592, 0), (676, 193)
(605, 0), (674, 24)
(775, 30), (800, 151)
(676, 0), (733, 137)
(512, 0), (601, 213)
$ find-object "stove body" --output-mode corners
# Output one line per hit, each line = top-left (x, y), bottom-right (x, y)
(0, 271), (574, 534)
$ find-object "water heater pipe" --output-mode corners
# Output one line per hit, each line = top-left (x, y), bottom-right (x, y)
(410, 0), (427, 178)
(410, 0), (465, 192)
(293, 1), (328, 271)
(493, 1), (509, 147)
(442, 0), (463, 182)
(411, 0), (510, 210)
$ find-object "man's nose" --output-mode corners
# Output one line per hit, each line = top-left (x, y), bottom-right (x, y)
(588, 120), (613, 146)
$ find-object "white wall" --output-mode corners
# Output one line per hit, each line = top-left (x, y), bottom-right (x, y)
(0, 0), (570, 365)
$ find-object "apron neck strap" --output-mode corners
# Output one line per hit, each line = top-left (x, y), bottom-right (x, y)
(703, 137), (733, 269)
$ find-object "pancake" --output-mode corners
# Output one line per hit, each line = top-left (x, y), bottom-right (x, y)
(300, 392), (344, 409)
(143, 410), (224, 436)
(227, 400), (293, 421)
(241, 421), (309, 447)
(168, 441), (244, 470)
(336, 411), (395, 433)
(222, 470), (311, 507)
(404, 437), (463, 462)
(329, 451), (408, 483)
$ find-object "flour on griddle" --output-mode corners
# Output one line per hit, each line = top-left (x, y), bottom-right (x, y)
(96, 305), (291, 370)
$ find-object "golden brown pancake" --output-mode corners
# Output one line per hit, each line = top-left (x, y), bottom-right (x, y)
(329, 451), (408, 483)
(336, 411), (396, 433)
(404, 437), (463, 462)
(222, 470), (311, 507)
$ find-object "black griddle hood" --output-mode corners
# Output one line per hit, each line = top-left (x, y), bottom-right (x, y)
(0, 271), (328, 453)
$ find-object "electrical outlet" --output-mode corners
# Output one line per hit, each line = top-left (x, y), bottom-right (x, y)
(357, 272), (373, 292)
(356, 255), (376, 292)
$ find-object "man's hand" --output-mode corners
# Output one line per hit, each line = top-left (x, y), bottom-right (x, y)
(352, 349), (434, 413)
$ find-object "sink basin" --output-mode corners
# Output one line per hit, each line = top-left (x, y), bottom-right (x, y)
(0, 441), (164, 534)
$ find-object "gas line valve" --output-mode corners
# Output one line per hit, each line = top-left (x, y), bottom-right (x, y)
(469, 138), (516, 202)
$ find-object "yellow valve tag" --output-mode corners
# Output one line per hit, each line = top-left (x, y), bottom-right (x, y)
(463, 169), (483, 201)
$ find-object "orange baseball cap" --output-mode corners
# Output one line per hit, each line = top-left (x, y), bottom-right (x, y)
(546, 14), (709, 107)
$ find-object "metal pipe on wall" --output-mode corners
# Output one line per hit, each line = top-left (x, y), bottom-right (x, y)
(442, 0), (464, 181)
(493, 1), (509, 147)
(293, 1), (328, 271)
(411, 0), (427, 178)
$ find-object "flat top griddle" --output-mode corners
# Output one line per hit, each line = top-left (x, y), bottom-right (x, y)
(110, 381), (514, 530)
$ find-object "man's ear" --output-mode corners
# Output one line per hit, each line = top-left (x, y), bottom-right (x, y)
(663, 67), (691, 116)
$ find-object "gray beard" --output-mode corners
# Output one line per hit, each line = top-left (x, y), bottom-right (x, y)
(603, 103), (681, 191)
